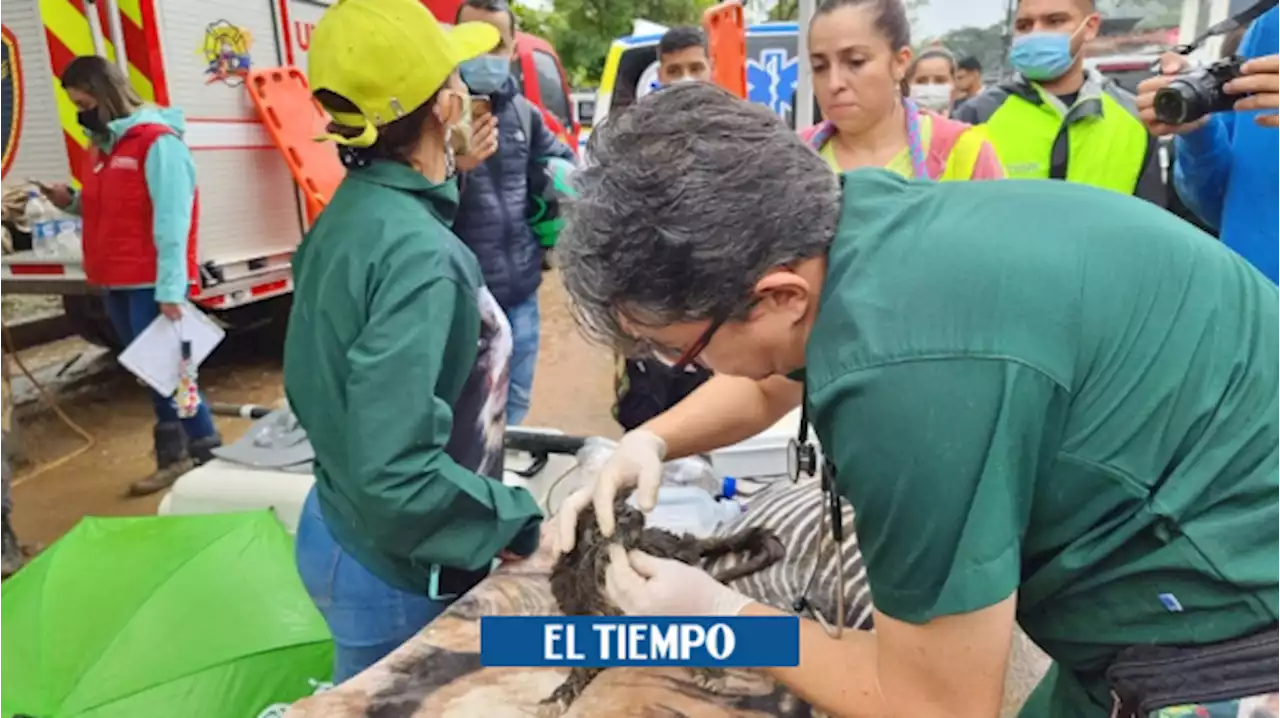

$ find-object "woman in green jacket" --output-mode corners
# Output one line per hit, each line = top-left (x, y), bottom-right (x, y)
(283, 0), (542, 682)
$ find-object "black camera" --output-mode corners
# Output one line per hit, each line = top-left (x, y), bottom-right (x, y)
(1153, 55), (1246, 125)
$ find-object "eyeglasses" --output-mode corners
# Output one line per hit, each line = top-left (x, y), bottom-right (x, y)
(787, 389), (847, 639)
(627, 321), (722, 368)
(635, 298), (761, 371)
(667, 312), (733, 371)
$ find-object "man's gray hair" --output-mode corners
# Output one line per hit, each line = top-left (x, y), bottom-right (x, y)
(559, 82), (842, 353)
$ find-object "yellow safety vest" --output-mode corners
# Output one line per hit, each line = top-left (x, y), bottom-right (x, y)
(954, 71), (1163, 202)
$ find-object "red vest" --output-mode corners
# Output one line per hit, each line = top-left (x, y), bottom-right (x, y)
(80, 123), (200, 290)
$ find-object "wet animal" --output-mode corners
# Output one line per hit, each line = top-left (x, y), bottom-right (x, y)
(544, 488), (785, 713)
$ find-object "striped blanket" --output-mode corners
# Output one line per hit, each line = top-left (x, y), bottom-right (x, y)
(285, 460), (1048, 717)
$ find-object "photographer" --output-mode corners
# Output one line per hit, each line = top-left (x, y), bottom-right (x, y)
(1136, 4), (1278, 283)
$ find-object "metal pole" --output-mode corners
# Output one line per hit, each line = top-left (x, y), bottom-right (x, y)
(208, 403), (274, 419)
(795, 0), (815, 129)
(105, 0), (130, 77)
(85, 0), (108, 59)
(1001, 0), (1016, 79)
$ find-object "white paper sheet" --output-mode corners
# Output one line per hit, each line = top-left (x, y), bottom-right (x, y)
(117, 303), (225, 397)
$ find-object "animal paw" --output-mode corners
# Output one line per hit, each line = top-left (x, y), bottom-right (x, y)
(535, 699), (568, 718)
(690, 666), (728, 693)
(537, 682), (577, 717)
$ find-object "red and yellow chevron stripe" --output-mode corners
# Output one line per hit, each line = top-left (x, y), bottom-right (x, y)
(41, 0), (169, 187)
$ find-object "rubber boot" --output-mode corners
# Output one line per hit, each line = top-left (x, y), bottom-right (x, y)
(1, 512), (22, 579)
(127, 422), (192, 497)
(187, 433), (223, 467)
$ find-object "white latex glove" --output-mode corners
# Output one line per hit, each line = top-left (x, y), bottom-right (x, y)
(555, 429), (668, 553)
(605, 545), (754, 616)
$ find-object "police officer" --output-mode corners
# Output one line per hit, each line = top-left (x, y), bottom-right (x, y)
(954, 0), (1165, 203)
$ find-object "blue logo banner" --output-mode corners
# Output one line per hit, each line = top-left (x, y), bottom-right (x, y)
(479, 616), (800, 668)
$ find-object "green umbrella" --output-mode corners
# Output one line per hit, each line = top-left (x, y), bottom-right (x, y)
(2, 511), (333, 718)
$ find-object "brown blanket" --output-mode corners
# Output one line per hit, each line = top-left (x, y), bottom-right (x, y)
(285, 482), (1048, 717)
(285, 527), (819, 718)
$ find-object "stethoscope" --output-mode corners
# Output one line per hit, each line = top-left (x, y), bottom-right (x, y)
(785, 389), (846, 639)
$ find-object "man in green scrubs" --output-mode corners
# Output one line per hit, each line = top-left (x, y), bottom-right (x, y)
(553, 82), (1278, 717)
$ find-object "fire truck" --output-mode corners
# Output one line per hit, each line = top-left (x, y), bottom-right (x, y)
(0, 0), (577, 350)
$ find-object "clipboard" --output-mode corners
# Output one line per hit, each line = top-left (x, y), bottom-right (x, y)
(117, 304), (225, 397)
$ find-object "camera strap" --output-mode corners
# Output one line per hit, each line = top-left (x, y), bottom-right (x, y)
(1174, 0), (1277, 54)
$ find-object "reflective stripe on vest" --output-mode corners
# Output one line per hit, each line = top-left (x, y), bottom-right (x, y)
(980, 90), (1149, 195)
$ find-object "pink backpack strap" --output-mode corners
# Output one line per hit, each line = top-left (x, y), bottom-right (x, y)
(803, 114), (996, 180)
(922, 111), (970, 179)
(799, 121), (836, 150)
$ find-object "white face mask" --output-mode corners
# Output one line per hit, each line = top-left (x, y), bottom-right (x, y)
(910, 83), (954, 112)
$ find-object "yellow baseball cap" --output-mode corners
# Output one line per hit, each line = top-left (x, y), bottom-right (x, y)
(307, 0), (499, 147)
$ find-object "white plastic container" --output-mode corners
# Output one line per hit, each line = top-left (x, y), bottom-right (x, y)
(660, 455), (723, 496)
(629, 485), (744, 538)
(709, 407), (823, 480)
(24, 190), (58, 258)
(158, 459), (315, 534)
(54, 217), (81, 257)
(161, 425), (584, 532)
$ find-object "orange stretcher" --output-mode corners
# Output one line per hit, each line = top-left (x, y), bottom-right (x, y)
(703, 1), (747, 100)
(245, 67), (344, 225)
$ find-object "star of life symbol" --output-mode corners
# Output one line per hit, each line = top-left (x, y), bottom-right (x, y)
(747, 49), (800, 118)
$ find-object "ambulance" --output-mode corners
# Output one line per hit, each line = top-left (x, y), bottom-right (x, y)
(590, 20), (820, 152)
(0, 0), (576, 350)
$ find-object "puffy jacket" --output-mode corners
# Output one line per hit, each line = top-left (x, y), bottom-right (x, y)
(81, 122), (199, 292)
(69, 107), (199, 303)
(454, 77), (574, 310)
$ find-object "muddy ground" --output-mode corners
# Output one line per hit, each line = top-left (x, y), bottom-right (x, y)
(5, 272), (619, 551)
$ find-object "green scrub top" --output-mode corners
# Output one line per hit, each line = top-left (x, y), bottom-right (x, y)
(805, 169), (1279, 716)
(283, 160), (542, 595)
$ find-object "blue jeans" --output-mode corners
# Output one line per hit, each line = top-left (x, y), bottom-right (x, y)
(295, 488), (453, 683)
(102, 287), (217, 440)
(505, 295), (540, 425)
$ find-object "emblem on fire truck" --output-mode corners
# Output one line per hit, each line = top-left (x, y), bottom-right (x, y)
(1, 24), (23, 179)
(202, 20), (253, 86)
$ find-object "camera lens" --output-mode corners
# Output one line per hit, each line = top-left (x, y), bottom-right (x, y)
(1154, 82), (1201, 125)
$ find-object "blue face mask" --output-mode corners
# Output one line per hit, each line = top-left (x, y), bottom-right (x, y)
(460, 55), (510, 94)
(1009, 22), (1085, 82)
